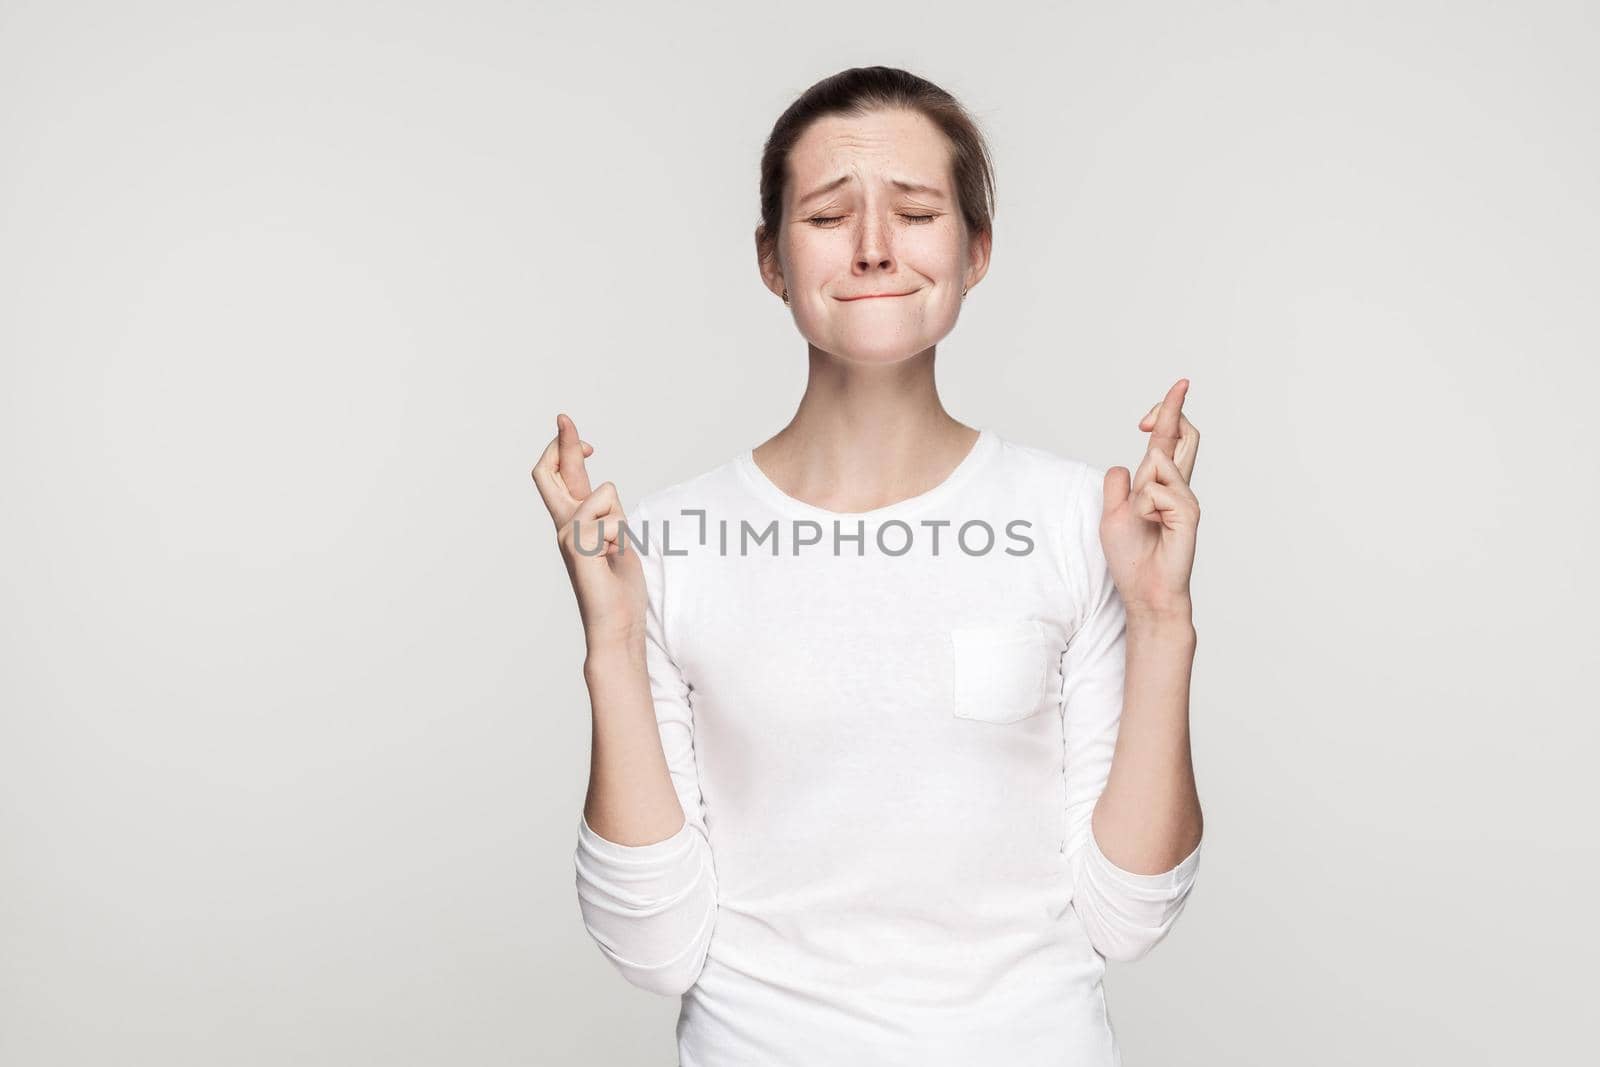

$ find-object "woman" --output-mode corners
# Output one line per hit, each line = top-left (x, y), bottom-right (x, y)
(533, 66), (1204, 1066)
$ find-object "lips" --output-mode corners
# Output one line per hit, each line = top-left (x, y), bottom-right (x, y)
(837, 289), (918, 301)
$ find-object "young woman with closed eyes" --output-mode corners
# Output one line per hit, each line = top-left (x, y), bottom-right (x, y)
(533, 65), (1205, 1066)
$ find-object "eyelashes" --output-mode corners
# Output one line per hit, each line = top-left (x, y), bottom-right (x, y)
(805, 214), (938, 228)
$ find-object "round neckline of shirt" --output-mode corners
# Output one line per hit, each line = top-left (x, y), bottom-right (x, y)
(734, 428), (1001, 523)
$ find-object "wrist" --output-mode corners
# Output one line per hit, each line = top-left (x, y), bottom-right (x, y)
(1125, 596), (1195, 632)
(583, 632), (646, 677)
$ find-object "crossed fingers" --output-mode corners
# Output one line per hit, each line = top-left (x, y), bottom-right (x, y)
(530, 413), (595, 528)
(1135, 379), (1200, 489)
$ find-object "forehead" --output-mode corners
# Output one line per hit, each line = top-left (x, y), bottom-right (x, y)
(787, 109), (952, 198)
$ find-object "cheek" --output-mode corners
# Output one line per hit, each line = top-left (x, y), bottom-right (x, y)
(902, 228), (967, 273)
(788, 224), (847, 249)
(784, 231), (844, 277)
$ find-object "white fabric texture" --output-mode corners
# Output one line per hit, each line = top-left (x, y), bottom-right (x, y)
(573, 429), (1202, 1066)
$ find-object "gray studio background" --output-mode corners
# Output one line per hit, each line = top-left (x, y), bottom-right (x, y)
(2, 1), (1595, 1063)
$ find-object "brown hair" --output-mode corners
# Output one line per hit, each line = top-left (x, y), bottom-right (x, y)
(755, 66), (996, 271)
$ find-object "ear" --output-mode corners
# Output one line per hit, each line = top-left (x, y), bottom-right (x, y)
(755, 225), (786, 300)
(964, 227), (993, 292)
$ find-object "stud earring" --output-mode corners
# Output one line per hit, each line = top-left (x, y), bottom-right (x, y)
(781, 286), (789, 305)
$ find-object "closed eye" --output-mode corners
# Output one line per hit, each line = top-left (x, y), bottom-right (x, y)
(805, 213), (940, 228)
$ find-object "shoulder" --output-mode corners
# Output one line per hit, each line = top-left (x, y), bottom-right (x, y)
(629, 453), (743, 525)
(990, 431), (1104, 506)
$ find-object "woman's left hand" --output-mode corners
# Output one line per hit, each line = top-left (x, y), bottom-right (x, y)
(1100, 378), (1201, 620)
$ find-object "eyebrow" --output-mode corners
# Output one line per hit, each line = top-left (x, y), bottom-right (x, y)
(796, 175), (948, 207)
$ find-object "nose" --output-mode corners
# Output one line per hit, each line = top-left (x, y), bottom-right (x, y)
(853, 211), (896, 275)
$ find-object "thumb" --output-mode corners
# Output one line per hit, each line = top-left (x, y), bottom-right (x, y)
(1103, 466), (1131, 512)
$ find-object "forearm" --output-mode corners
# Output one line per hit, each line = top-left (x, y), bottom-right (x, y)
(581, 637), (687, 846)
(573, 633), (718, 996)
(1090, 603), (1204, 875)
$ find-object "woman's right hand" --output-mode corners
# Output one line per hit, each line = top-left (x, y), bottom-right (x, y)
(531, 413), (647, 652)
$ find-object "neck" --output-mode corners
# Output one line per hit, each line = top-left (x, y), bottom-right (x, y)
(749, 343), (980, 514)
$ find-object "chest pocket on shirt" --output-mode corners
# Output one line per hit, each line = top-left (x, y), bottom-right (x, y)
(948, 618), (1054, 724)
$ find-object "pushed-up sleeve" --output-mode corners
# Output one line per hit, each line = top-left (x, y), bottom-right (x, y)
(573, 499), (719, 996)
(1059, 464), (1202, 964)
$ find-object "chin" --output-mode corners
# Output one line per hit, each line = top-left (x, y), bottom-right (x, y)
(838, 320), (954, 362)
(829, 331), (932, 364)
(798, 308), (958, 361)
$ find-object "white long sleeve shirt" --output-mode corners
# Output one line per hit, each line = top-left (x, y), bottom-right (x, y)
(573, 428), (1202, 1066)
